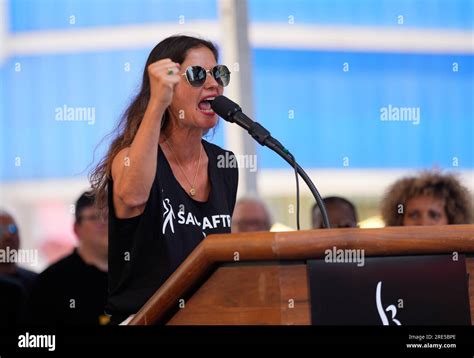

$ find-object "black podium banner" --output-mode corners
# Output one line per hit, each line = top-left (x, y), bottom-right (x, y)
(308, 254), (471, 325)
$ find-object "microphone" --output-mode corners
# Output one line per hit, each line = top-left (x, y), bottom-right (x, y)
(211, 96), (251, 129)
(211, 95), (285, 150)
(211, 95), (331, 229)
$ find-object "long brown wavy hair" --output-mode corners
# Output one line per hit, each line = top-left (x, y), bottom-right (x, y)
(89, 35), (219, 211)
(380, 171), (472, 226)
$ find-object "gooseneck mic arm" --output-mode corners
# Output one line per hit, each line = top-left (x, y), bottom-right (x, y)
(211, 95), (331, 229)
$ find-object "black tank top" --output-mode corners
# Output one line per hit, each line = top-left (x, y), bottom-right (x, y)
(107, 140), (238, 323)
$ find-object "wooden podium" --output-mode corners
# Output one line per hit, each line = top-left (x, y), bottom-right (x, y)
(128, 224), (474, 325)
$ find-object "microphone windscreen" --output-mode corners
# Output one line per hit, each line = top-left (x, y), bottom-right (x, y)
(211, 96), (241, 121)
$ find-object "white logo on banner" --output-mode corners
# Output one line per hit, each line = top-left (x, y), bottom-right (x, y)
(376, 281), (402, 326)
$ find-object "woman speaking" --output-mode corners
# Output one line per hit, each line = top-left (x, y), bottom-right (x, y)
(91, 35), (238, 324)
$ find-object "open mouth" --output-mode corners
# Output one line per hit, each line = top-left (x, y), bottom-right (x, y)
(197, 96), (216, 115)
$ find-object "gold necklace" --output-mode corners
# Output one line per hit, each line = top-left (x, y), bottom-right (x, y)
(165, 139), (203, 197)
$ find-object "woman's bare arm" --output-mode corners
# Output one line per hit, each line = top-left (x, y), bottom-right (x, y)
(111, 59), (180, 218)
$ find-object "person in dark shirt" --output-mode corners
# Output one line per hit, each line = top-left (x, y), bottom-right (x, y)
(90, 35), (238, 324)
(0, 276), (27, 328)
(312, 197), (358, 229)
(24, 192), (109, 326)
(0, 210), (37, 292)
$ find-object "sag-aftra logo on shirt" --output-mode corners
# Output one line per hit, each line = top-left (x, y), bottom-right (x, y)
(162, 198), (231, 235)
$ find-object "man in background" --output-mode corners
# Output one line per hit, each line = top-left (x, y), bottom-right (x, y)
(24, 191), (109, 325)
(312, 196), (358, 229)
(232, 197), (272, 233)
(0, 210), (37, 291)
(0, 210), (38, 327)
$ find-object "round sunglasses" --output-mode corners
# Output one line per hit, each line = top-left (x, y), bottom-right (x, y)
(182, 65), (231, 88)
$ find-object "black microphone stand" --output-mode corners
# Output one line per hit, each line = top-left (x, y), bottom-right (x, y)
(245, 121), (331, 229)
